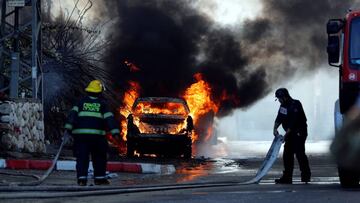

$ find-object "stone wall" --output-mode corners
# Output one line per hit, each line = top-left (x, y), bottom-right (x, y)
(0, 100), (46, 153)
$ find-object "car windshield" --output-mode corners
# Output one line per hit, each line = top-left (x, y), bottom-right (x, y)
(350, 17), (360, 66)
(133, 101), (188, 116)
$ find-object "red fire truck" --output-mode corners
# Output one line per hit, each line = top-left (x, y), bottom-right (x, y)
(327, 9), (360, 187)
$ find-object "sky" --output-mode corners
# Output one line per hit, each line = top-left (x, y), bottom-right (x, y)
(194, 0), (262, 25)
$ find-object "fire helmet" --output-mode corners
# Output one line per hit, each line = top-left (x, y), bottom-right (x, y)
(85, 80), (104, 93)
(275, 88), (290, 98)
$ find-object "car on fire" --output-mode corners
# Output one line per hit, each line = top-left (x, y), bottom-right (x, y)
(126, 97), (193, 158)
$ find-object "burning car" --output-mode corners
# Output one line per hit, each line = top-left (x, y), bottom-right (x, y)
(126, 97), (193, 158)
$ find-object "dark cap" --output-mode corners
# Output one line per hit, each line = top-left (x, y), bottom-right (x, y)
(275, 88), (290, 98)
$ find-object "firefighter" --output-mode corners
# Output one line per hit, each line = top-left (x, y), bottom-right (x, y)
(273, 88), (311, 184)
(64, 80), (120, 186)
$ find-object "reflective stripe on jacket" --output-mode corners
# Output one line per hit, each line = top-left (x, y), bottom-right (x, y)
(64, 96), (120, 136)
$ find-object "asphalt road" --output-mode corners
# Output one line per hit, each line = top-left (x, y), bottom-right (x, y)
(0, 141), (356, 202)
(65, 182), (359, 203)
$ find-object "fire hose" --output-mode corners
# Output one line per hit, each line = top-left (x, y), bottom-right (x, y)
(0, 131), (70, 186)
(242, 134), (284, 184)
(0, 135), (284, 199)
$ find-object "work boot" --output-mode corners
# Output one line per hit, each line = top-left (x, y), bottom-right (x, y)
(275, 176), (292, 184)
(77, 179), (87, 186)
(301, 171), (311, 183)
(301, 175), (311, 183)
(94, 179), (110, 185)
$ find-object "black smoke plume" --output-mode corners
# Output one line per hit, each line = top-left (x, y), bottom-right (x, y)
(103, 0), (360, 117)
(104, 0), (249, 117)
(12, 0), (358, 144)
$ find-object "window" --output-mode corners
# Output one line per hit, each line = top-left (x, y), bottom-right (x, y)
(350, 17), (360, 66)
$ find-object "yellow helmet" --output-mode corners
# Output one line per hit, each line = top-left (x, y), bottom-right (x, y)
(85, 80), (104, 93)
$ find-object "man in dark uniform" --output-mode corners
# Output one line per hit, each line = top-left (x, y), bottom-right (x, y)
(65, 80), (120, 186)
(273, 88), (311, 184)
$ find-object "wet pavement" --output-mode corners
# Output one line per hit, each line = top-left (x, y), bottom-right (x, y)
(0, 153), (339, 187)
(0, 152), (344, 203)
(0, 140), (343, 202)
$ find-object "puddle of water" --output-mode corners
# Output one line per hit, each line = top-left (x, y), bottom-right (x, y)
(175, 158), (245, 183)
(174, 141), (333, 183)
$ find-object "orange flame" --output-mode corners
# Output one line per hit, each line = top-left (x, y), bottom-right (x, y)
(183, 73), (219, 142)
(117, 73), (221, 156)
(133, 102), (188, 116)
(132, 101), (189, 135)
(119, 81), (140, 141)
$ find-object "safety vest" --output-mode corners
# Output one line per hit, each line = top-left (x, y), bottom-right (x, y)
(64, 96), (120, 136)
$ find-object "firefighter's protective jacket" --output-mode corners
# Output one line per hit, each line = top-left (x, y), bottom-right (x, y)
(275, 99), (307, 134)
(64, 96), (120, 136)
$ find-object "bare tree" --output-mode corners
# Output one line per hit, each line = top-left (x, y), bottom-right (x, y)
(42, 0), (116, 143)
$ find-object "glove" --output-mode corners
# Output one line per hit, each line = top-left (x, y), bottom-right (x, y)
(62, 130), (72, 143)
(273, 129), (279, 137)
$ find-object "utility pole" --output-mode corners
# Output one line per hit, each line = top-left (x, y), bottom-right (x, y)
(0, 0), (42, 101)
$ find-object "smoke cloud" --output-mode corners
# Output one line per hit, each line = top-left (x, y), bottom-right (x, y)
(101, 0), (360, 117)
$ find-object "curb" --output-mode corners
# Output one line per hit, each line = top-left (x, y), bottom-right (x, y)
(0, 159), (175, 174)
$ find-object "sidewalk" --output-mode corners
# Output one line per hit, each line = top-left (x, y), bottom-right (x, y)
(0, 158), (176, 174)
